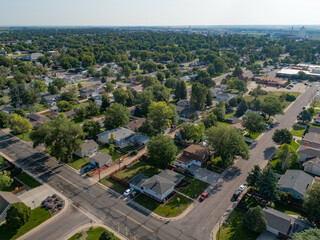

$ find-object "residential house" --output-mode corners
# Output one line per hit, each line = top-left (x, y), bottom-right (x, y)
(129, 170), (184, 202)
(278, 170), (314, 199)
(0, 105), (15, 114)
(27, 113), (50, 129)
(0, 192), (21, 223)
(124, 118), (146, 132)
(75, 140), (99, 158)
(179, 76), (191, 82)
(303, 157), (320, 176)
(215, 93), (237, 102)
(253, 76), (288, 87)
(96, 127), (135, 147)
(297, 145), (320, 162)
(176, 100), (190, 108)
(90, 152), (112, 168)
(174, 144), (210, 168)
(48, 112), (59, 120)
(63, 109), (76, 119)
(176, 100), (201, 120)
(300, 126), (320, 149)
(130, 134), (150, 146)
(80, 88), (101, 99)
(41, 94), (59, 106)
(263, 207), (311, 239)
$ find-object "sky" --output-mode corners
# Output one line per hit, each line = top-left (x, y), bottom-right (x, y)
(1, 0), (320, 26)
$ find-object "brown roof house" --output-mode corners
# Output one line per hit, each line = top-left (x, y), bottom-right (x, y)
(27, 113), (50, 129)
(174, 144), (210, 168)
(75, 140), (99, 158)
(124, 118), (146, 132)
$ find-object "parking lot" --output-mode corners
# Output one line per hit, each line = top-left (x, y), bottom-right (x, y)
(246, 81), (307, 94)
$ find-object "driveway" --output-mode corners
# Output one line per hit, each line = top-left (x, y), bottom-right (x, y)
(188, 165), (220, 184)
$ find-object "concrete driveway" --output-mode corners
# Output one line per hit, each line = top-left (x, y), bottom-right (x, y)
(188, 165), (220, 184)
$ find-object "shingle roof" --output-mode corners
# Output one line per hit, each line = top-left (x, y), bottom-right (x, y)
(157, 170), (185, 184)
(303, 157), (320, 168)
(124, 118), (146, 131)
(128, 174), (148, 188)
(97, 127), (135, 142)
(90, 152), (112, 165)
(0, 192), (20, 215)
(303, 132), (320, 145)
(278, 170), (314, 196)
(81, 140), (98, 153)
(298, 145), (320, 158)
(184, 144), (209, 158)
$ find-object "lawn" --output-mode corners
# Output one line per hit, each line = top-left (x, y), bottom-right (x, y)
(225, 111), (236, 120)
(245, 132), (261, 140)
(68, 227), (120, 240)
(244, 91), (300, 110)
(178, 176), (209, 198)
(15, 133), (32, 142)
(98, 144), (123, 161)
(291, 139), (300, 152)
(272, 202), (304, 216)
(0, 206), (51, 240)
(218, 121), (230, 126)
(290, 126), (306, 137)
(16, 172), (41, 189)
(114, 160), (161, 182)
(67, 156), (90, 170)
(100, 177), (128, 194)
(135, 193), (192, 218)
(270, 156), (286, 175)
(217, 209), (259, 240)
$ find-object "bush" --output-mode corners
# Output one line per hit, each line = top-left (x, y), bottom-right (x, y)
(286, 94), (296, 102)
(6, 202), (31, 229)
(243, 206), (267, 233)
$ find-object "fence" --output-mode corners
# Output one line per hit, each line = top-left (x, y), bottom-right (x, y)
(11, 177), (26, 194)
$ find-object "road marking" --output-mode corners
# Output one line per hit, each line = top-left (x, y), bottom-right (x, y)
(46, 168), (80, 189)
(116, 209), (154, 233)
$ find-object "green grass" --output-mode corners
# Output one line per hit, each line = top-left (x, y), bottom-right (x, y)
(0, 180), (19, 192)
(0, 206), (51, 240)
(291, 139), (300, 152)
(225, 111), (236, 120)
(68, 232), (82, 240)
(244, 91), (301, 110)
(270, 156), (286, 175)
(245, 132), (261, 140)
(290, 126), (306, 137)
(100, 177), (128, 194)
(114, 160), (161, 182)
(15, 133), (32, 142)
(98, 144), (123, 161)
(67, 156), (90, 170)
(218, 121), (230, 126)
(272, 202), (304, 216)
(178, 176), (209, 198)
(16, 172), (41, 189)
(135, 193), (192, 217)
(68, 227), (120, 240)
(217, 209), (259, 240)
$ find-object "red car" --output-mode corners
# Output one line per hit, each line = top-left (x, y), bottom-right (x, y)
(199, 192), (208, 202)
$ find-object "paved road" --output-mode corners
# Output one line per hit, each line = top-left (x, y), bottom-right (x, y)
(23, 204), (90, 240)
(0, 132), (194, 240)
(0, 84), (317, 240)
(170, 84), (319, 239)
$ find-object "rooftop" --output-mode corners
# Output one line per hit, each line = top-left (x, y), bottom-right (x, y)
(278, 170), (314, 196)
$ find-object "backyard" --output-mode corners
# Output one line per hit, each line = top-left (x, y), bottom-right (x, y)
(0, 206), (51, 240)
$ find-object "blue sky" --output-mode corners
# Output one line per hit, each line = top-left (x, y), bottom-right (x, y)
(1, 0), (320, 26)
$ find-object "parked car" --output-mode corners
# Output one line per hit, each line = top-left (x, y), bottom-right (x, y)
(232, 190), (241, 201)
(83, 164), (95, 173)
(184, 169), (195, 176)
(123, 188), (134, 197)
(130, 190), (138, 198)
(199, 192), (209, 202)
(238, 184), (246, 192)
(270, 122), (275, 128)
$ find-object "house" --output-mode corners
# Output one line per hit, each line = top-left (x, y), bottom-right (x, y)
(179, 76), (191, 82)
(0, 105), (15, 114)
(75, 140), (98, 158)
(176, 100), (190, 108)
(215, 93), (237, 102)
(41, 94), (59, 106)
(80, 88), (101, 99)
(278, 170), (314, 199)
(174, 144), (210, 168)
(303, 157), (320, 176)
(300, 127), (320, 149)
(0, 192), (21, 223)
(297, 145), (320, 162)
(96, 127), (135, 147)
(253, 76), (288, 87)
(124, 118), (146, 132)
(130, 134), (150, 146)
(231, 122), (246, 131)
(263, 207), (311, 239)
(90, 152), (112, 168)
(48, 111), (59, 120)
(63, 109), (76, 119)
(27, 113), (50, 129)
(176, 102), (201, 120)
(129, 170), (184, 202)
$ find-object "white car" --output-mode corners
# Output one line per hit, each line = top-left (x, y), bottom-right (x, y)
(123, 188), (134, 197)
(238, 185), (246, 192)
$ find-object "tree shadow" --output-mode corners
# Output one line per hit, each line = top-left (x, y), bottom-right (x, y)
(264, 147), (276, 160)
(222, 166), (241, 182)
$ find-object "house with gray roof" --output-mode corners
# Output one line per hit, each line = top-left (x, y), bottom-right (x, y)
(75, 140), (98, 158)
(297, 145), (320, 162)
(90, 152), (112, 168)
(215, 93), (237, 102)
(300, 126), (320, 149)
(128, 170), (184, 202)
(27, 113), (50, 129)
(97, 127), (135, 147)
(278, 170), (314, 199)
(0, 192), (21, 223)
(303, 157), (320, 176)
(263, 207), (311, 238)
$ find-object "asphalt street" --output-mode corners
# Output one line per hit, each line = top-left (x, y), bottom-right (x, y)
(0, 84), (317, 240)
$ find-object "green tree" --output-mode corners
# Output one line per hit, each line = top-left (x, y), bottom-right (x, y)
(258, 167), (280, 203)
(6, 202), (31, 229)
(233, 66), (243, 77)
(123, 65), (132, 78)
(104, 103), (130, 130)
(99, 230), (115, 240)
(206, 125), (249, 166)
(236, 100), (248, 117)
(246, 165), (262, 190)
(156, 72), (165, 83)
(303, 182), (320, 227)
(146, 85), (170, 102)
(202, 112), (218, 129)
(206, 91), (213, 106)
(48, 83), (59, 95)
(147, 101), (174, 133)
(272, 129), (293, 145)
(31, 79), (47, 93)
(298, 71), (308, 80)
(14, 109), (26, 118)
(57, 100), (73, 112)
(261, 96), (283, 119)
(101, 67), (111, 77)
(191, 82), (207, 110)
(212, 100), (226, 121)
(174, 80), (187, 100)
(165, 77), (179, 90)
(76, 106), (87, 121)
(82, 55), (94, 68)
(110, 133), (115, 144)
(11, 114), (32, 136)
(135, 90), (153, 117)
(196, 70), (215, 87)
(86, 101), (100, 117)
(297, 110), (311, 123)
(30, 114), (84, 162)
(207, 64), (216, 77)
(0, 111), (10, 128)
(242, 206), (267, 233)
(100, 93), (110, 112)
(0, 170), (13, 191)
(147, 134), (177, 168)
(293, 228), (320, 240)
(105, 82), (114, 93)
(242, 112), (266, 136)
(52, 78), (66, 90)
(179, 123), (205, 142)
(82, 120), (100, 138)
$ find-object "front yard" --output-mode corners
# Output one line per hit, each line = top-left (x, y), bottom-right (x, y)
(290, 126), (306, 137)
(67, 156), (90, 170)
(177, 176), (209, 198)
(99, 144), (123, 161)
(100, 177), (128, 194)
(15, 172), (41, 189)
